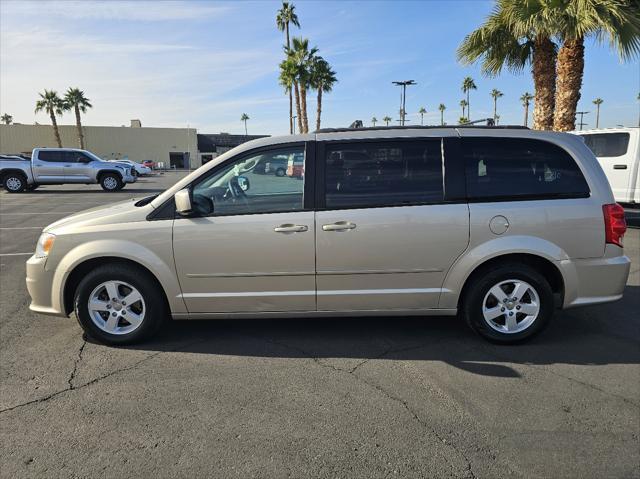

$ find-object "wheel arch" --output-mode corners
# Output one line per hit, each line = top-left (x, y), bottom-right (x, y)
(1, 168), (28, 181)
(63, 256), (175, 316)
(455, 253), (565, 312)
(439, 235), (569, 310)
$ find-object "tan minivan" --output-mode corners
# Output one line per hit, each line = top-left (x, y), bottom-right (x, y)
(26, 126), (630, 345)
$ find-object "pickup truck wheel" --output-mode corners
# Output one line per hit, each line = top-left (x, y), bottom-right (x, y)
(100, 173), (123, 191)
(74, 264), (166, 345)
(3, 173), (27, 193)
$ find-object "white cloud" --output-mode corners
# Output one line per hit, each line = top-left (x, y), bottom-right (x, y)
(3, 1), (230, 22)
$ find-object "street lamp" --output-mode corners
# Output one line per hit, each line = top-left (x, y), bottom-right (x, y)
(392, 80), (416, 126)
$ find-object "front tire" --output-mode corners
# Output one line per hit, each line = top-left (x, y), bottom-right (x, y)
(100, 173), (123, 192)
(275, 167), (286, 177)
(3, 173), (27, 193)
(74, 264), (166, 345)
(462, 263), (554, 343)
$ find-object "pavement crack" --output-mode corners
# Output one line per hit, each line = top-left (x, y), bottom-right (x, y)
(67, 339), (87, 390)
(244, 333), (477, 478)
(0, 338), (206, 415)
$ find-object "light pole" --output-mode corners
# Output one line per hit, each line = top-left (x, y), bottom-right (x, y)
(576, 111), (589, 130)
(392, 80), (416, 126)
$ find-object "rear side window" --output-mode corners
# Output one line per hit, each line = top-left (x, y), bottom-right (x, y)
(580, 133), (630, 157)
(324, 140), (443, 209)
(37, 151), (64, 162)
(463, 138), (590, 201)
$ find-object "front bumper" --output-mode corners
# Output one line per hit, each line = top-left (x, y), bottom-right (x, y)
(124, 173), (137, 183)
(26, 255), (65, 316)
(561, 245), (631, 308)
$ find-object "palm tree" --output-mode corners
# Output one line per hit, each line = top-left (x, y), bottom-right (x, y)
(35, 90), (65, 147)
(1, 113), (12, 125)
(461, 77), (477, 120)
(64, 88), (92, 149)
(490, 88), (503, 121)
(592, 98), (604, 128)
(552, 1), (640, 131)
(310, 56), (337, 131)
(520, 92), (534, 127)
(276, 2), (300, 134)
(279, 57), (300, 134)
(438, 103), (446, 125)
(240, 113), (250, 135)
(459, 99), (468, 118)
(457, 1), (558, 131)
(382, 116), (392, 126)
(371, 116), (378, 127)
(287, 37), (318, 134)
(418, 106), (427, 125)
(495, 114), (501, 125)
(458, 116), (469, 124)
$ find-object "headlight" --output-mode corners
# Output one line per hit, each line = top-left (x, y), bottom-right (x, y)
(35, 232), (56, 258)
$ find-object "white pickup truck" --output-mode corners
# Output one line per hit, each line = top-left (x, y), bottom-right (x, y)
(574, 127), (640, 204)
(0, 148), (136, 193)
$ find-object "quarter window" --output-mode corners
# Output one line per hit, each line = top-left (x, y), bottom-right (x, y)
(580, 133), (630, 157)
(463, 138), (590, 200)
(191, 146), (305, 216)
(324, 140), (444, 209)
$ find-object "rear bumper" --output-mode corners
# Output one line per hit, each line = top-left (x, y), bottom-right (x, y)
(560, 245), (631, 308)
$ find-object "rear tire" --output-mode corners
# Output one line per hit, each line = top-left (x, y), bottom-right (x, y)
(74, 264), (166, 345)
(275, 168), (286, 177)
(462, 263), (554, 344)
(100, 173), (123, 191)
(3, 173), (27, 193)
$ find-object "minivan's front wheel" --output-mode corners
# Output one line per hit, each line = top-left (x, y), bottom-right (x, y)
(462, 263), (554, 343)
(74, 265), (166, 345)
(100, 173), (123, 191)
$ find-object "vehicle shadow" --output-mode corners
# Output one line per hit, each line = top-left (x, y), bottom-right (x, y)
(103, 285), (640, 378)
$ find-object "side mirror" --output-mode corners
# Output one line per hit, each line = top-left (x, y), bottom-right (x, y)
(175, 188), (192, 216)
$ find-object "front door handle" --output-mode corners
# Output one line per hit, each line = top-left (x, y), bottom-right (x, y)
(64, 164), (73, 167)
(322, 221), (357, 232)
(274, 224), (308, 233)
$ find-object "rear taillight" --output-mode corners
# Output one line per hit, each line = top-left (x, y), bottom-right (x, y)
(603, 203), (627, 247)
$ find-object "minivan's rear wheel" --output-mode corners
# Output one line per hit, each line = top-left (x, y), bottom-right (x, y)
(100, 173), (122, 191)
(3, 173), (26, 193)
(462, 263), (553, 343)
(74, 265), (166, 345)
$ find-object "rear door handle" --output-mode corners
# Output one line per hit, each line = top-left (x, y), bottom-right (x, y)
(274, 224), (308, 233)
(613, 164), (627, 170)
(322, 221), (356, 232)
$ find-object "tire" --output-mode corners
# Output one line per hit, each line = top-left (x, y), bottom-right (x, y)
(3, 173), (27, 193)
(462, 263), (554, 344)
(74, 264), (167, 345)
(275, 168), (286, 177)
(100, 173), (123, 192)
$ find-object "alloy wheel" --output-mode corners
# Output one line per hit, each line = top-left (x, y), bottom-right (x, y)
(481, 279), (540, 334)
(88, 280), (146, 335)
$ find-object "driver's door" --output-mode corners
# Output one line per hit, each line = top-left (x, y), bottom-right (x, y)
(172, 143), (315, 314)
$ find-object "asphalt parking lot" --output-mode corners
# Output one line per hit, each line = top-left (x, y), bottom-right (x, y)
(0, 174), (638, 478)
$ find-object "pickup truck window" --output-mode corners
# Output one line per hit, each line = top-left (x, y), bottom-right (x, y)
(38, 151), (65, 162)
(65, 152), (92, 163)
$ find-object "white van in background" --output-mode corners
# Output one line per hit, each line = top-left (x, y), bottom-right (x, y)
(574, 127), (640, 204)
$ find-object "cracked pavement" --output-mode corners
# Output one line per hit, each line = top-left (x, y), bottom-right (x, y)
(1, 176), (639, 478)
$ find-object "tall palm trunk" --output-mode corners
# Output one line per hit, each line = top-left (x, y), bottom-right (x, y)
(293, 81), (303, 134)
(315, 85), (323, 132)
(286, 24), (293, 135)
(493, 99), (497, 121)
(524, 104), (529, 127)
(532, 35), (556, 130)
(49, 111), (62, 147)
(595, 104), (600, 128)
(440, 111), (444, 126)
(74, 106), (84, 149)
(300, 83), (309, 134)
(467, 91), (470, 120)
(553, 37), (584, 132)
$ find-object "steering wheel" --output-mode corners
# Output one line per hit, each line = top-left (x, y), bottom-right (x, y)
(225, 176), (250, 209)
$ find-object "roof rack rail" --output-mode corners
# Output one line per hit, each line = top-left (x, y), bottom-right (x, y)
(316, 123), (529, 134)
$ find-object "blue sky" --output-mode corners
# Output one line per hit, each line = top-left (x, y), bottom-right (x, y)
(1, 0), (638, 135)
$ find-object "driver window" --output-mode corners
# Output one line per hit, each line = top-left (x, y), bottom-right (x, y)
(191, 146), (305, 216)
